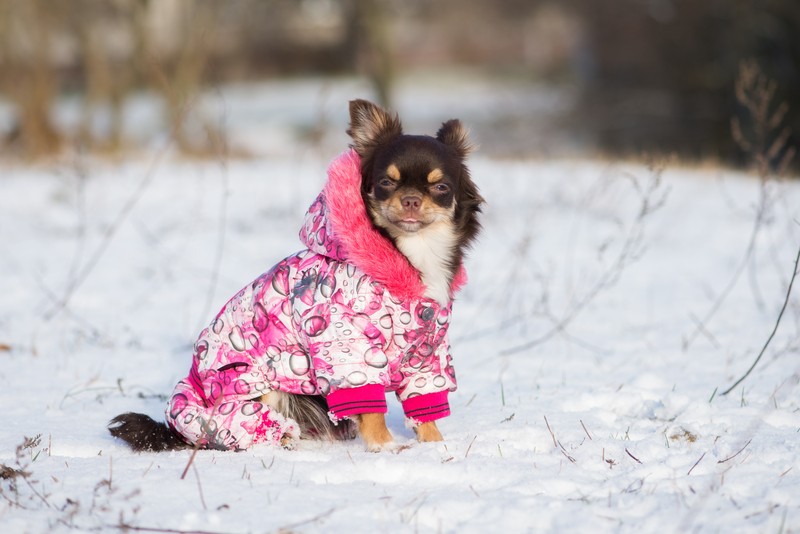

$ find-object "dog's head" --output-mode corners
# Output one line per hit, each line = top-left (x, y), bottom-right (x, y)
(346, 99), (482, 250)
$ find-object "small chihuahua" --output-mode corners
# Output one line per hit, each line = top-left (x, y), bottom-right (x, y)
(109, 99), (482, 452)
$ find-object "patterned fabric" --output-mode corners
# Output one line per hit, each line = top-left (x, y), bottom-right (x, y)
(165, 150), (462, 450)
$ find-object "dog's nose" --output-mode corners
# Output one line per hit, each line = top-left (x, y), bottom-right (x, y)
(401, 195), (422, 211)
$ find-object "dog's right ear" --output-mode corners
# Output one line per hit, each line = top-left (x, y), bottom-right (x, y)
(347, 99), (403, 158)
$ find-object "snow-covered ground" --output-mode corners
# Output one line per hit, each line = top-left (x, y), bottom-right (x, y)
(1, 78), (799, 533)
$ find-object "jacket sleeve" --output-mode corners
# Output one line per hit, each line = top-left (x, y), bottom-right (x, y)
(395, 333), (458, 424)
(299, 299), (393, 421)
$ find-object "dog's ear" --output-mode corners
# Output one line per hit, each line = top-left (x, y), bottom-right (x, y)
(347, 99), (403, 158)
(436, 119), (474, 159)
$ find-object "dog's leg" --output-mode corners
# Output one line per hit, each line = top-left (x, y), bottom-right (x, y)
(414, 421), (443, 442)
(354, 413), (394, 451)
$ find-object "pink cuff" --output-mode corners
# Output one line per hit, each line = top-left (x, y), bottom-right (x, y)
(252, 409), (299, 446)
(326, 384), (387, 420)
(402, 391), (450, 423)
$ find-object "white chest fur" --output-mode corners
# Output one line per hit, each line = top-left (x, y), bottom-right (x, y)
(395, 221), (457, 306)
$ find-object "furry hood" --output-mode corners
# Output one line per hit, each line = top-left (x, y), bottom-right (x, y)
(299, 149), (466, 302)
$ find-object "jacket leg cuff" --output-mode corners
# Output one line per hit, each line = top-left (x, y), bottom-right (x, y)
(402, 391), (450, 424)
(252, 407), (300, 447)
(326, 384), (387, 420)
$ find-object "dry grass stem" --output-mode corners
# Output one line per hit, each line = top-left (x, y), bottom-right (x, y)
(687, 60), (796, 351)
(543, 415), (557, 448)
(722, 241), (800, 395)
(717, 439), (753, 464)
(464, 436), (478, 458)
(625, 449), (642, 464)
(687, 452), (706, 476)
(580, 419), (593, 440)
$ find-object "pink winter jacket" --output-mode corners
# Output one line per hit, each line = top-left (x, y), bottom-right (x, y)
(165, 150), (465, 450)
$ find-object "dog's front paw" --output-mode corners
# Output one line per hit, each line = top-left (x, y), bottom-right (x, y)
(355, 413), (395, 452)
(364, 438), (397, 453)
(361, 425), (395, 452)
(414, 421), (443, 443)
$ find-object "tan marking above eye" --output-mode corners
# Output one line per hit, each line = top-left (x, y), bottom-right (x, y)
(427, 168), (444, 183)
(387, 164), (401, 180)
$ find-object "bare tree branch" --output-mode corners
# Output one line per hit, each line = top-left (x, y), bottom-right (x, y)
(501, 166), (668, 355)
(684, 60), (794, 350)
(721, 240), (800, 396)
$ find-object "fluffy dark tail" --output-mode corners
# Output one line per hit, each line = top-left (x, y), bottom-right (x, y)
(108, 412), (190, 452)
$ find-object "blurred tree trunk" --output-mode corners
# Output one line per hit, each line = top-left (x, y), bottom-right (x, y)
(70, 1), (125, 152)
(0, 0), (62, 157)
(351, 0), (394, 108)
(131, 0), (225, 156)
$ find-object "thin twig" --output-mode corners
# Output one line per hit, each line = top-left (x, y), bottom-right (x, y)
(464, 435), (478, 458)
(42, 92), (205, 321)
(20, 473), (51, 509)
(181, 397), (222, 479)
(192, 465), (207, 511)
(464, 393), (477, 407)
(625, 448), (642, 464)
(44, 168), (160, 319)
(580, 419), (593, 440)
(717, 439), (753, 464)
(277, 508), (336, 531)
(687, 452), (706, 476)
(558, 441), (576, 464)
(180, 445), (201, 481)
(114, 524), (226, 534)
(43, 139), (174, 320)
(687, 60), (795, 350)
(502, 167), (667, 355)
(684, 203), (767, 351)
(721, 241), (800, 395)
(687, 313), (722, 349)
(543, 415), (557, 448)
(501, 413), (515, 423)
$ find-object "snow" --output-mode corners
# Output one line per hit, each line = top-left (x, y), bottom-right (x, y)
(1, 77), (800, 533)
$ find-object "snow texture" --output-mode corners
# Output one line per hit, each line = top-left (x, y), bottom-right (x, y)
(1, 79), (800, 533)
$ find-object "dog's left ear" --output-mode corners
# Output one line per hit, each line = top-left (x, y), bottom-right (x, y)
(436, 119), (473, 159)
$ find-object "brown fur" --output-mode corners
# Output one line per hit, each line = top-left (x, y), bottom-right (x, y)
(354, 413), (395, 451)
(414, 421), (444, 443)
(261, 391), (356, 442)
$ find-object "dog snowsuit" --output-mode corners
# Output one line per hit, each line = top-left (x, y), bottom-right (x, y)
(166, 150), (465, 450)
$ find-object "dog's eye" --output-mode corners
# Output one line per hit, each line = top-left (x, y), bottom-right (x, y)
(378, 178), (396, 188)
(431, 183), (450, 194)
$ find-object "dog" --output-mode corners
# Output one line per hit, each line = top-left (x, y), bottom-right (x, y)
(109, 99), (482, 452)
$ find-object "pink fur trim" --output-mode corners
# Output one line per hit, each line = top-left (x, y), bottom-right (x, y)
(323, 150), (428, 302)
(451, 266), (468, 293)
(322, 150), (468, 302)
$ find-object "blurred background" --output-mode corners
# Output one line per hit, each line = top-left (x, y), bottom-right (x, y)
(0, 0), (797, 168)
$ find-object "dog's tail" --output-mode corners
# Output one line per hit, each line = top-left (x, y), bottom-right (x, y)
(108, 412), (190, 452)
